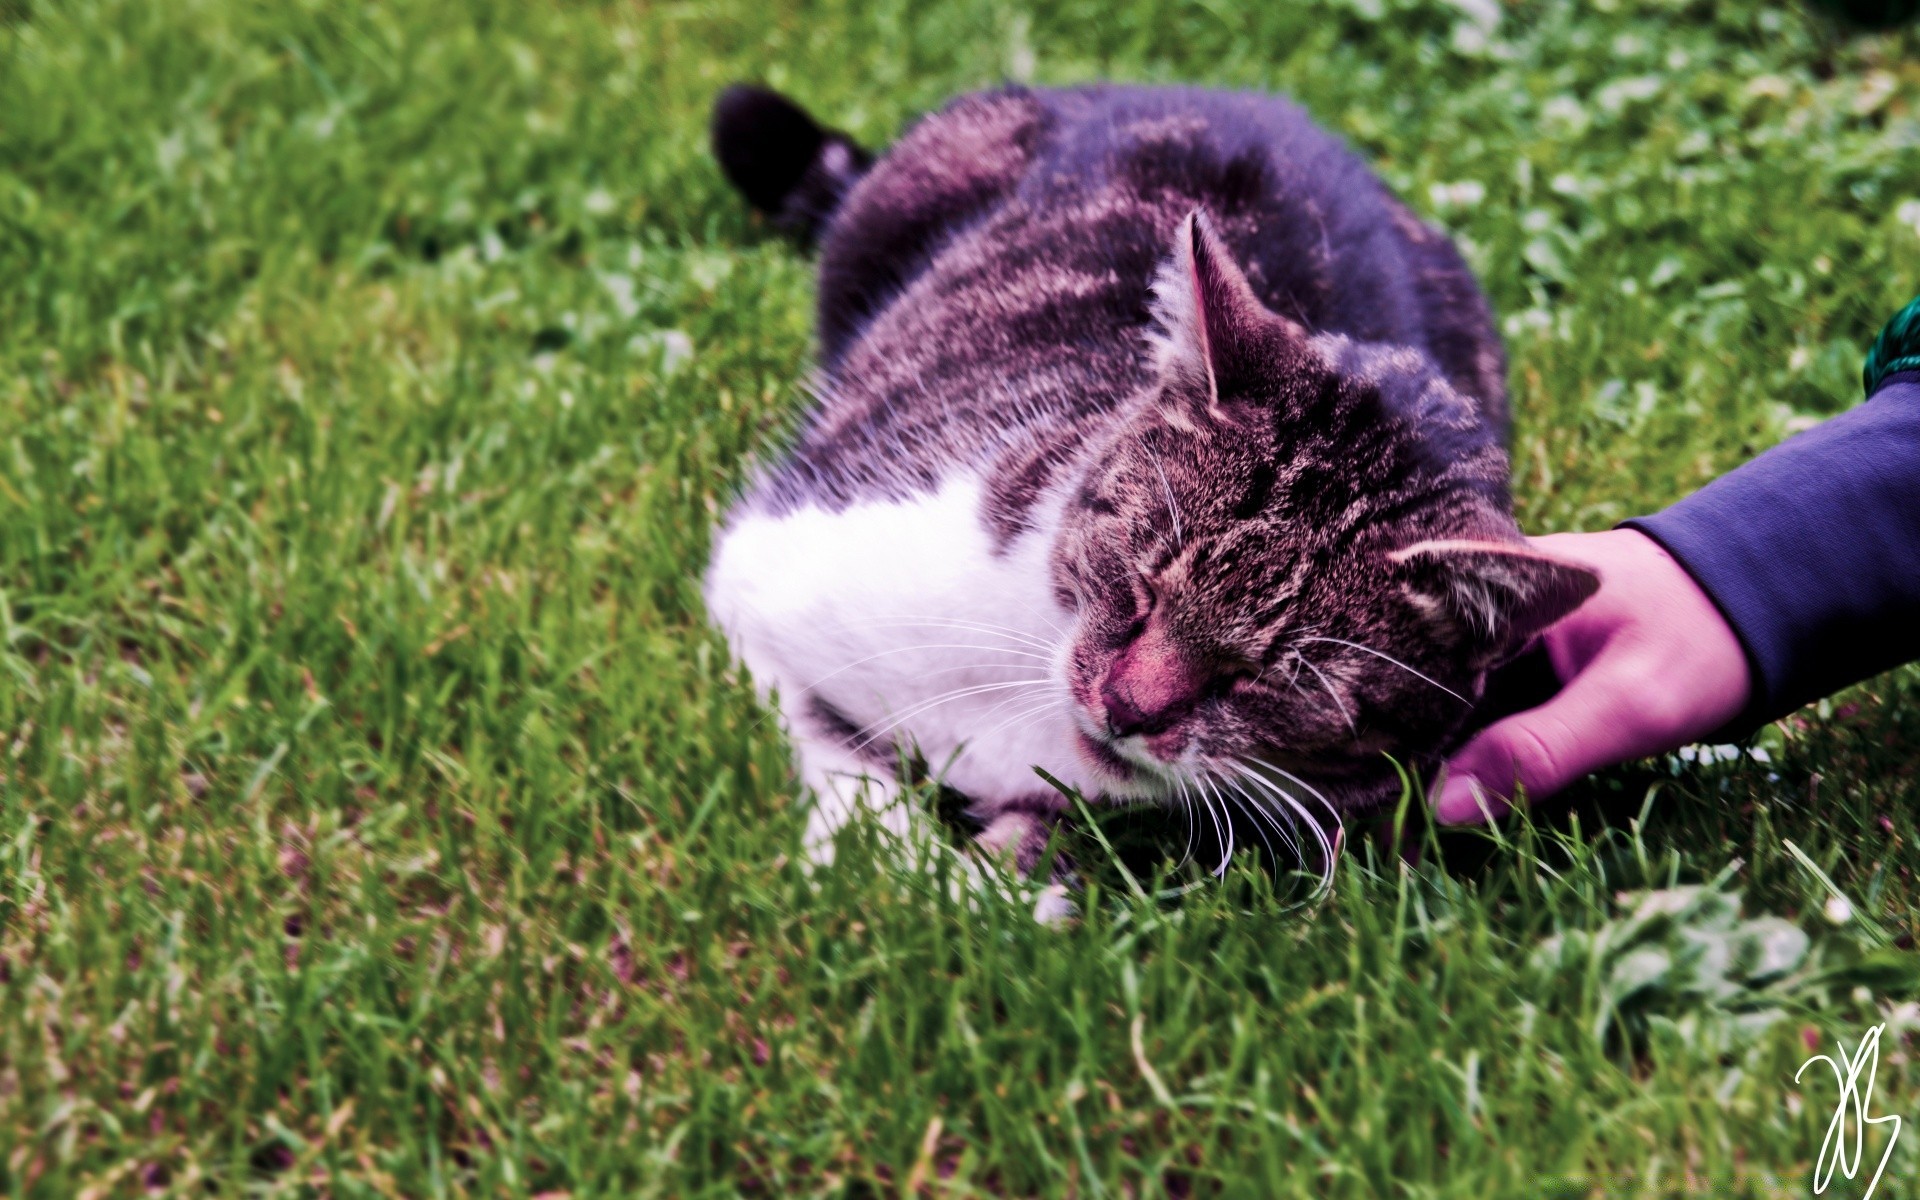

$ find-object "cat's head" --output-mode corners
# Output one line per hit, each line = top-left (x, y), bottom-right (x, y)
(1053, 211), (1596, 821)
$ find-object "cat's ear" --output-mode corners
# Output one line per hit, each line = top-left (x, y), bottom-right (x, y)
(1148, 209), (1304, 407)
(1388, 538), (1600, 663)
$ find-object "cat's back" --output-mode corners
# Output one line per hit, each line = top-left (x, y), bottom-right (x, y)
(703, 84), (1516, 831)
(744, 83), (1505, 518)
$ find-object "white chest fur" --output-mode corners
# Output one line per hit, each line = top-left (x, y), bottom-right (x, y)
(705, 474), (1100, 818)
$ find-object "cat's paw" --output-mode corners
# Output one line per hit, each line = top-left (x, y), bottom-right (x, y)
(798, 763), (911, 868)
(972, 807), (1066, 877)
(1031, 882), (1078, 925)
(971, 806), (1080, 923)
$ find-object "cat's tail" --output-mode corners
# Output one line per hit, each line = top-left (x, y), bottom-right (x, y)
(711, 85), (870, 246)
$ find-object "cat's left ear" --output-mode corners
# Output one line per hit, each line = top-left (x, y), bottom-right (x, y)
(1388, 538), (1600, 663)
(1148, 209), (1307, 410)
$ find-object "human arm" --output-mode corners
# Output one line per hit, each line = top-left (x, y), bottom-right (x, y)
(1435, 350), (1920, 824)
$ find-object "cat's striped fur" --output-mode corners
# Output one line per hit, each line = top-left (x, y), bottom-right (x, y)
(705, 84), (1596, 883)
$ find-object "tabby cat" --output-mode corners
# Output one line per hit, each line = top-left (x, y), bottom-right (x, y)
(703, 84), (1596, 886)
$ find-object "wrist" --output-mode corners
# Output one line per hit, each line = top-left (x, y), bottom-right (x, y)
(1607, 524), (1754, 739)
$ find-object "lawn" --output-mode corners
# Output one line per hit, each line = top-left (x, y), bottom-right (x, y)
(4, 0), (1920, 1194)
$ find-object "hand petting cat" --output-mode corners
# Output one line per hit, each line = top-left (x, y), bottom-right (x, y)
(1434, 528), (1750, 823)
(1440, 329), (1920, 823)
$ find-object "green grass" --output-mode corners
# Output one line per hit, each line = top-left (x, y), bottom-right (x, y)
(4, 0), (1920, 1194)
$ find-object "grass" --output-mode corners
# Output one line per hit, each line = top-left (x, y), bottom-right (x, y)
(4, 0), (1920, 1194)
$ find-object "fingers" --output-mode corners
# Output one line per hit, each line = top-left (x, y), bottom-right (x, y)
(1434, 664), (1655, 824)
(1430, 526), (1754, 825)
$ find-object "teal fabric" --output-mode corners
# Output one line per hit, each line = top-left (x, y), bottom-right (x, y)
(1863, 293), (1920, 397)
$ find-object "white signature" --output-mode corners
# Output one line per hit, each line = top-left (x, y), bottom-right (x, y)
(1796, 1022), (1903, 1199)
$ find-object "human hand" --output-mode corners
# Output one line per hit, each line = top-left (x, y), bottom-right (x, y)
(1433, 528), (1753, 824)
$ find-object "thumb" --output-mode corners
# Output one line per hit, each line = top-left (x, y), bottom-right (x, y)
(1434, 667), (1646, 824)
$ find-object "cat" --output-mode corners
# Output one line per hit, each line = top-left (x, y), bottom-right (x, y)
(703, 83), (1598, 885)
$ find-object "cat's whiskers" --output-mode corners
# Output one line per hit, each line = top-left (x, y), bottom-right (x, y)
(1171, 774), (1199, 871)
(1145, 525), (1177, 561)
(1233, 757), (1340, 893)
(1218, 762), (1337, 899)
(743, 652), (1048, 739)
(1216, 769), (1301, 863)
(846, 678), (1056, 755)
(1235, 757), (1339, 833)
(969, 688), (1071, 745)
(1298, 635), (1468, 705)
(787, 644), (1056, 704)
(1188, 773), (1228, 875)
(1213, 777), (1245, 874)
(1144, 443), (1186, 548)
(1003, 594), (1070, 641)
(1292, 651), (1358, 740)
(1214, 776), (1280, 866)
(825, 614), (1059, 655)
(1197, 776), (1235, 875)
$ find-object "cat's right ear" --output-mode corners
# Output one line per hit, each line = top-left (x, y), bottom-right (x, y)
(1147, 210), (1306, 413)
(1389, 538), (1600, 665)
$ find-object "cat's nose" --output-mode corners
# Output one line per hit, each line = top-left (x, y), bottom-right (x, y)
(1102, 683), (1150, 738)
(1100, 623), (1202, 738)
(1101, 677), (1195, 738)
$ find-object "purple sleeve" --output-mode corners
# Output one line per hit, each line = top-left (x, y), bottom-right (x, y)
(1620, 370), (1920, 735)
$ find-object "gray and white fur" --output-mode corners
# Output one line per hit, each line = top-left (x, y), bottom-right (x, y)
(705, 84), (1597, 885)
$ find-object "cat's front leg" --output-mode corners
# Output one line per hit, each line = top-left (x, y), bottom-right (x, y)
(791, 732), (911, 866)
(970, 796), (1078, 923)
